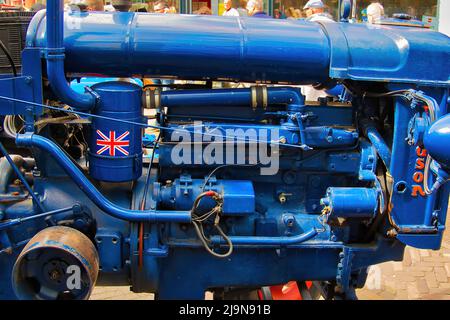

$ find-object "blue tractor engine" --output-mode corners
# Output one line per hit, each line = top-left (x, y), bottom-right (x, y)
(0, 0), (449, 299)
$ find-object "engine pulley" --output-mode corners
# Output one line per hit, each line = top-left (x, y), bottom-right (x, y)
(12, 226), (99, 300)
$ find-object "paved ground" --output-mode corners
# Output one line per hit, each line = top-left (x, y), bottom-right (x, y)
(356, 213), (450, 300)
(91, 214), (450, 300)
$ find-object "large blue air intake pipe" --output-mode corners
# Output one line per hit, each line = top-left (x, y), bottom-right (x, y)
(27, 10), (331, 84)
(45, 0), (96, 110)
(15, 133), (191, 223)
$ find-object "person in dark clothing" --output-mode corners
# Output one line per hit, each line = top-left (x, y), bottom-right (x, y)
(246, 0), (271, 18)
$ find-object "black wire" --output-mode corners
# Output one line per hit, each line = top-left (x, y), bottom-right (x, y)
(140, 133), (161, 210)
(0, 39), (17, 77)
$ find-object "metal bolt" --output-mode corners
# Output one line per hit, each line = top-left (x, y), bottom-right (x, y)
(49, 269), (61, 281)
(387, 229), (398, 238)
(283, 214), (295, 227)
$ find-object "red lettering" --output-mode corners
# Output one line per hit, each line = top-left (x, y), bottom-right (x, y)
(416, 146), (427, 158)
(413, 172), (424, 183)
(415, 158), (425, 170)
(411, 185), (426, 197)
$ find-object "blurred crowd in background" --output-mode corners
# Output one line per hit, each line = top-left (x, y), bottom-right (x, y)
(0, 0), (440, 27)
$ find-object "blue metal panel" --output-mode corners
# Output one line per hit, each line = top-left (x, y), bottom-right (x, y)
(319, 22), (450, 86)
(389, 88), (449, 249)
(95, 230), (123, 273)
(0, 49), (43, 116)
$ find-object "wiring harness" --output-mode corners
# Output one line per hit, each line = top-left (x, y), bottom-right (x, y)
(191, 190), (233, 258)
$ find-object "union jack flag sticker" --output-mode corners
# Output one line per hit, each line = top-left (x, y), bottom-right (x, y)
(96, 130), (130, 156)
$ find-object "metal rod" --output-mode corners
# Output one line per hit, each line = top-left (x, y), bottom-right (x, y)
(0, 141), (45, 212)
(16, 133), (191, 223)
(210, 228), (317, 246)
(0, 206), (73, 231)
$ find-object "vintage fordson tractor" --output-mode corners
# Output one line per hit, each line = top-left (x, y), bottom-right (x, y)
(0, 0), (449, 300)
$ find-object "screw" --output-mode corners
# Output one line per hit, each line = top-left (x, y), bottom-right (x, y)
(283, 214), (295, 227)
(49, 269), (61, 281)
(387, 229), (398, 238)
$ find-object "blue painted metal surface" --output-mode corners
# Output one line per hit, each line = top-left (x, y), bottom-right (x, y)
(45, 0), (96, 110)
(15, 133), (191, 223)
(0, 48), (43, 116)
(388, 87), (449, 250)
(27, 11), (330, 85)
(321, 187), (379, 219)
(70, 77), (143, 94)
(362, 122), (392, 169)
(0, 0), (449, 300)
(319, 22), (450, 86)
(89, 81), (144, 182)
(26, 11), (450, 86)
(155, 175), (255, 215)
(424, 113), (450, 168)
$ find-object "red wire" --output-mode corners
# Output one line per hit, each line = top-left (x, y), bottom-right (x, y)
(138, 222), (144, 268)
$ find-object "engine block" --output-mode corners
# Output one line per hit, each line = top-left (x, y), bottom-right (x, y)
(0, 0), (449, 300)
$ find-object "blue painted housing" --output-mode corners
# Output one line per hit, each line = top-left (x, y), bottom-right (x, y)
(89, 81), (144, 182)
(155, 175), (255, 215)
(321, 187), (379, 219)
(0, 1), (449, 300)
(26, 11), (450, 86)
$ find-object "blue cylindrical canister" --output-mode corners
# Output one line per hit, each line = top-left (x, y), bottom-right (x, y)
(321, 187), (378, 219)
(89, 81), (143, 182)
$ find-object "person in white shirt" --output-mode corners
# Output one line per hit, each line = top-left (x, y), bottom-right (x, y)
(223, 0), (240, 17)
(367, 2), (385, 24)
(303, 0), (334, 22)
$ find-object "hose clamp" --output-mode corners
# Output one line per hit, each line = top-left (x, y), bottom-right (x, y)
(44, 47), (65, 61)
(84, 86), (100, 105)
(251, 86), (257, 110)
(143, 88), (161, 109)
(251, 86), (268, 110)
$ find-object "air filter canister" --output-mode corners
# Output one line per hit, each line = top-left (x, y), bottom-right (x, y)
(89, 81), (143, 182)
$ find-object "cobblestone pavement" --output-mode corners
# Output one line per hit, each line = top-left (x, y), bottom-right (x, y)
(91, 215), (450, 300)
(356, 213), (450, 300)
